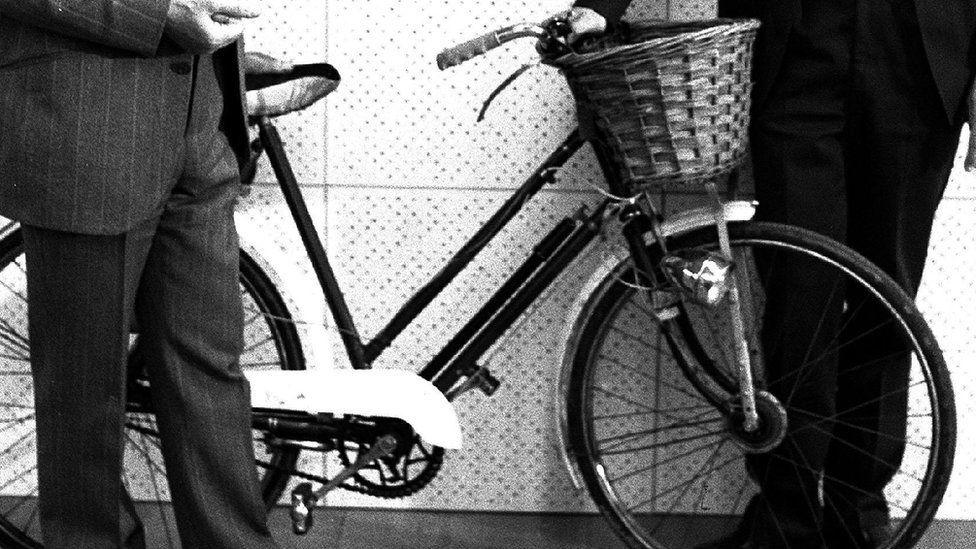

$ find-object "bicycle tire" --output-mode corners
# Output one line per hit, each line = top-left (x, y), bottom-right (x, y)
(566, 221), (954, 549)
(0, 230), (305, 548)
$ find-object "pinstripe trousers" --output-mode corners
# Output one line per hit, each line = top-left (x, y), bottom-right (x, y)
(22, 57), (277, 548)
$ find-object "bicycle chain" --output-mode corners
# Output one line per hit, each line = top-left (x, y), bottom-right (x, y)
(261, 439), (445, 499)
(336, 436), (445, 498)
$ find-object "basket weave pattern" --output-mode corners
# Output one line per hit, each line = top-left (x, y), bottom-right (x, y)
(552, 19), (760, 189)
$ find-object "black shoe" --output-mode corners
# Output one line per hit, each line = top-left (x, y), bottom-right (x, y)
(693, 497), (757, 549)
(694, 496), (829, 549)
(822, 523), (893, 549)
(823, 495), (893, 548)
(693, 528), (751, 549)
(862, 522), (894, 547)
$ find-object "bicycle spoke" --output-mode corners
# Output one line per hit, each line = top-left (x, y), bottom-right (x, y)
(239, 360), (285, 368)
(608, 325), (668, 354)
(800, 294), (903, 373)
(823, 488), (869, 546)
(243, 334), (274, 353)
(596, 354), (714, 406)
(648, 439), (731, 536)
(19, 497), (40, 539)
(244, 309), (263, 326)
(610, 434), (734, 485)
(0, 317), (28, 344)
(0, 411), (36, 436)
(125, 429), (180, 548)
(590, 385), (716, 439)
(124, 430), (169, 483)
(592, 402), (713, 421)
(789, 379), (927, 431)
(799, 421), (927, 485)
(771, 297), (896, 392)
(601, 428), (725, 457)
(767, 344), (917, 414)
(0, 427), (36, 467)
(597, 405), (723, 446)
(783, 272), (846, 407)
(630, 449), (739, 516)
(788, 438), (830, 548)
(0, 491), (41, 543)
(0, 279), (27, 305)
(796, 411), (931, 452)
(0, 462), (37, 495)
(767, 450), (916, 516)
(0, 329), (29, 357)
(599, 416), (725, 454)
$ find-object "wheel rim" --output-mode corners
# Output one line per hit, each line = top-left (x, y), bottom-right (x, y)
(574, 229), (949, 549)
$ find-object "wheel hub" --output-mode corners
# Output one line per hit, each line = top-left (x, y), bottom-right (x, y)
(727, 390), (788, 453)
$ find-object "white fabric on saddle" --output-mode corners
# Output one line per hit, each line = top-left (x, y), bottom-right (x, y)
(246, 76), (339, 118)
(245, 369), (463, 449)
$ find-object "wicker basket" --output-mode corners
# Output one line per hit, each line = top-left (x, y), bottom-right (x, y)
(550, 18), (760, 190)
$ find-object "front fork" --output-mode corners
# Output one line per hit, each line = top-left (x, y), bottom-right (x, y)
(621, 188), (760, 433)
(703, 181), (760, 432)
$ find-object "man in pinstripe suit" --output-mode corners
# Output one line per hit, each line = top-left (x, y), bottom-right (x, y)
(0, 1), (279, 547)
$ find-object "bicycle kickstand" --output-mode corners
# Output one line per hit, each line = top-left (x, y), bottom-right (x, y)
(290, 434), (399, 535)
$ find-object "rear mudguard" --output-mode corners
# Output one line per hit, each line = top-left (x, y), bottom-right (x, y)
(554, 200), (756, 490)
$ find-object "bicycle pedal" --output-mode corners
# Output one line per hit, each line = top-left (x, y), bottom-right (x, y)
(290, 482), (316, 535)
(445, 366), (500, 400)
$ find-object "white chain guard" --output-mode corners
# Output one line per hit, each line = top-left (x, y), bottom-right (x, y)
(245, 369), (462, 449)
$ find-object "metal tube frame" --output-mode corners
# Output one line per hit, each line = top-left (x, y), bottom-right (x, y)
(259, 120), (612, 394)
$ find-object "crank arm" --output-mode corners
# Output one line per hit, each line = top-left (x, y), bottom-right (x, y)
(314, 434), (399, 499)
(289, 434), (399, 535)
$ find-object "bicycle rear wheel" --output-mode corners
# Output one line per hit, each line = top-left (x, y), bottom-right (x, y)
(566, 221), (954, 549)
(0, 229), (305, 548)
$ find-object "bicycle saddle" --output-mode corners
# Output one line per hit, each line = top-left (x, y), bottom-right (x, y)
(244, 55), (341, 119)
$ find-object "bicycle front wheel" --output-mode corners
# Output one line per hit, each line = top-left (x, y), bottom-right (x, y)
(0, 230), (305, 548)
(566, 221), (954, 549)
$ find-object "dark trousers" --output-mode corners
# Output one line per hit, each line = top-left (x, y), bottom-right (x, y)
(745, 0), (960, 546)
(23, 57), (277, 549)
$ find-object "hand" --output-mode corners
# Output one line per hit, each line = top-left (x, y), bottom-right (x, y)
(165, 0), (261, 54)
(566, 7), (607, 43)
(966, 75), (976, 171)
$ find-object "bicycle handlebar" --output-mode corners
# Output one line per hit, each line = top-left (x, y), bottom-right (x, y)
(436, 23), (552, 70)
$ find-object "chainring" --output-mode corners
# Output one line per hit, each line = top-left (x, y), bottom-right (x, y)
(337, 435), (445, 498)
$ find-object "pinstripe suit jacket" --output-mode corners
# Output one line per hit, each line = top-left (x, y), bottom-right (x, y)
(0, 0), (249, 235)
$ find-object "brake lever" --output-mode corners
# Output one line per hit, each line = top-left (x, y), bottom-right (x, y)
(535, 17), (574, 59)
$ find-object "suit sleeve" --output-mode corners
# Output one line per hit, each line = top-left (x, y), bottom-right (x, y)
(573, 0), (632, 24)
(0, 0), (170, 56)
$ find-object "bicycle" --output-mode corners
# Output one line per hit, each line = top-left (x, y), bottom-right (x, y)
(0, 12), (955, 549)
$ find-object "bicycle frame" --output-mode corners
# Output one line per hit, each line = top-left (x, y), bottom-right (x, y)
(255, 117), (644, 396)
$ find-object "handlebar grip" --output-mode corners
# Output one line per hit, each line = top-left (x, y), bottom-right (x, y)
(437, 31), (502, 70)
